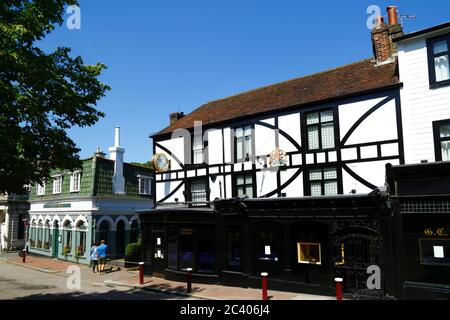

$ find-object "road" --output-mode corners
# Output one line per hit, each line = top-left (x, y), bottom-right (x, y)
(0, 259), (191, 300)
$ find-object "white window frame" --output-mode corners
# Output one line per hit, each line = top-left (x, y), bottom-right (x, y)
(193, 135), (204, 165)
(70, 171), (81, 193)
(52, 175), (63, 194)
(138, 175), (152, 195)
(36, 183), (46, 196)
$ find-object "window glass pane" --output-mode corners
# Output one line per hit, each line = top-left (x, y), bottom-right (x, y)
(245, 175), (253, 184)
(433, 40), (448, 54)
(191, 180), (207, 203)
(245, 186), (253, 197)
(434, 55), (450, 82)
(310, 182), (322, 196)
(442, 141), (450, 161)
(440, 124), (450, 138)
(235, 128), (243, 138)
(193, 149), (203, 164)
(237, 186), (245, 197)
(323, 167), (337, 179)
(168, 240), (178, 269)
(321, 123), (335, 149)
(244, 136), (252, 156)
(236, 176), (244, 185)
(308, 126), (319, 150)
(309, 169), (322, 181)
(320, 110), (334, 122)
(244, 126), (252, 136)
(306, 112), (319, 125)
(324, 181), (338, 195)
(236, 138), (243, 160)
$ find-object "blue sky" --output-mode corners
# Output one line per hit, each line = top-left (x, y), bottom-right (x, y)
(38, 0), (450, 163)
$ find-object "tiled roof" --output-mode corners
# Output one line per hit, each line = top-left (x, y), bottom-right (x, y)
(155, 58), (399, 136)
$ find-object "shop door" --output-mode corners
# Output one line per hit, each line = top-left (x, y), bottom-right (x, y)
(333, 234), (383, 300)
(151, 230), (166, 277)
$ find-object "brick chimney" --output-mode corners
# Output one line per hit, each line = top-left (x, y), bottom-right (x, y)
(169, 112), (185, 125)
(371, 6), (404, 64)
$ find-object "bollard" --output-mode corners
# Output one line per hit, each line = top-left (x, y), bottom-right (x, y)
(22, 249), (26, 263)
(139, 262), (144, 285)
(186, 268), (193, 294)
(261, 272), (268, 300)
(335, 277), (343, 300)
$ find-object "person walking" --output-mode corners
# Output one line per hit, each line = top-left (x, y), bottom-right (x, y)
(90, 242), (99, 273)
(97, 240), (108, 274)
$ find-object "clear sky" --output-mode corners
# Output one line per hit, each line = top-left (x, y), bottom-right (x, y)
(38, 0), (450, 163)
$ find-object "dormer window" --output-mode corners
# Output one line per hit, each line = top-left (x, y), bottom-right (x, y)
(138, 175), (152, 195)
(52, 176), (62, 194)
(70, 171), (81, 193)
(427, 35), (450, 88)
(37, 183), (46, 196)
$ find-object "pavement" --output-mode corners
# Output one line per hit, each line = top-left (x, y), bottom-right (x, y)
(0, 251), (335, 300)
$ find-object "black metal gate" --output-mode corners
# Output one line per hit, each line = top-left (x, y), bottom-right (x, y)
(332, 220), (383, 300)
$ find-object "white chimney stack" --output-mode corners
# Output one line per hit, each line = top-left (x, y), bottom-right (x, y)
(109, 126), (125, 194)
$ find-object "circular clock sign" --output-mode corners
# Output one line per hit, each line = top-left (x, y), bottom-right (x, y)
(151, 153), (170, 172)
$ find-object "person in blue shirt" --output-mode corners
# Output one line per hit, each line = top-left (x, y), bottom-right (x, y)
(90, 242), (99, 273)
(97, 240), (108, 274)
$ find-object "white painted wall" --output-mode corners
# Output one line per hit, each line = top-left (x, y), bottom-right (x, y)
(398, 34), (450, 164)
(339, 97), (398, 146)
(256, 170), (278, 197)
(278, 113), (302, 152)
(157, 137), (185, 170)
(255, 122), (276, 156)
(206, 129), (223, 165)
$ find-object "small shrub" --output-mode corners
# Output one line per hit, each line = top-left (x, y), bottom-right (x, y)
(125, 242), (142, 262)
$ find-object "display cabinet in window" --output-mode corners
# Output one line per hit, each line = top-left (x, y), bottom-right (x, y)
(297, 242), (322, 265)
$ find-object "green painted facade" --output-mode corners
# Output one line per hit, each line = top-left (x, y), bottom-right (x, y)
(28, 155), (153, 265)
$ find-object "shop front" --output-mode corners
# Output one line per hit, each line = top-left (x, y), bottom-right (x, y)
(386, 162), (450, 300)
(140, 193), (387, 298)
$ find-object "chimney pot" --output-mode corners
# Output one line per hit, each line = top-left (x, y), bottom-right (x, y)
(387, 6), (398, 26)
(170, 112), (185, 125)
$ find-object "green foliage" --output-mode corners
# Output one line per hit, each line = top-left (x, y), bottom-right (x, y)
(125, 241), (142, 262)
(130, 161), (153, 169)
(0, 0), (110, 194)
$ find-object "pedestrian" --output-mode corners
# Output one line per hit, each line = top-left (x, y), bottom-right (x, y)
(97, 240), (108, 275)
(90, 242), (99, 273)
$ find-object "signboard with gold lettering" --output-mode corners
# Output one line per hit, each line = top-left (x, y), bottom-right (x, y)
(423, 227), (448, 237)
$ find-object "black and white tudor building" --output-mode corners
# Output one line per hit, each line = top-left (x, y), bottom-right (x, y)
(140, 9), (450, 299)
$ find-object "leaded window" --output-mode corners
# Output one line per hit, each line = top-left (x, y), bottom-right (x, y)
(308, 167), (338, 196)
(306, 110), (335, 150)
(235, 126), (252, 161)
(235, 174), (254, 198)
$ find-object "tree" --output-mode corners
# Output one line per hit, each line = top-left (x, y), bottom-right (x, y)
(0, 0), (110, 194)
(130, 161), (152, 169)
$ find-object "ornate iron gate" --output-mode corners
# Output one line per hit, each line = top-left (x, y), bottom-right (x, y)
(332, 220), (383, 300)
